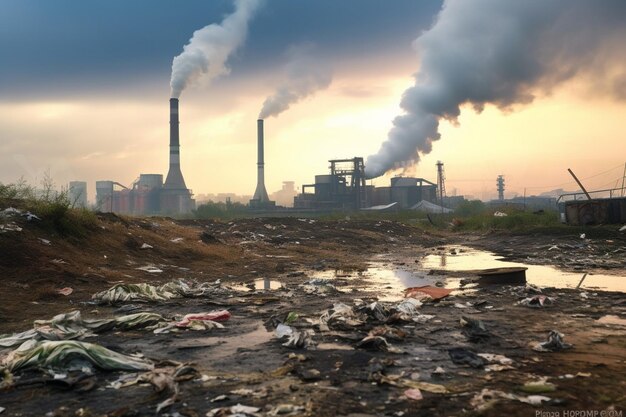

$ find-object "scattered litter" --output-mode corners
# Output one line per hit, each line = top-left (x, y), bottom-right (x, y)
(519, 379), (557, 394)
(460, 316), (490, 342)
(533, 330), (573, 352)
(580, 233), (586, 239)
(404, 388), (423, 401)
(140, 243), (153, 249)
(619, 225), (626, 232)
(38, 238), (51, 245)
(268, 404), (305, 416)
(170, 237), (184, 243)
(319, 303), (364, 331)
(404, 286), (453, 301)
(448, 348), (487, 368)
(275, 324), (313, 349)
(56, 287), (73, 296)
(0, 223), (22, 233)
(206, 404), (260, 417)
(518, 295), (554, 308)
(211, 394), (229, 402)
(135, 265), (163, 273)
(92, 279), (226, 304)
(3, 340), (153, 372)
(470, 388), (551, 412)
(493, 211), (508, 217)
(302, 279), (338, 296)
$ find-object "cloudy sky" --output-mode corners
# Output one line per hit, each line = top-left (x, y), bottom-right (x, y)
(1, 0), (625, 201)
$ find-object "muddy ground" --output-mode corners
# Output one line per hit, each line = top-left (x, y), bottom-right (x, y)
(1, 213), (625, 416)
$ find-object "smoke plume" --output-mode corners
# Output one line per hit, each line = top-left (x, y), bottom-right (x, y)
(170, 0), (260, 98)
(365, 0), (626, 178)
(259, 44), (332, 119)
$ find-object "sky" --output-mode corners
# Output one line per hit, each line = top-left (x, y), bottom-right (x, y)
(1, 0), (625, 202)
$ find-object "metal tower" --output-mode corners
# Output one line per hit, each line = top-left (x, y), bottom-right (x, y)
(497, 175), (505, 201)
(436, 161), (446, 209)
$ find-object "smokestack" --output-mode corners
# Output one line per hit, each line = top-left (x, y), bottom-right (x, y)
(252, 119), (270, 202)
(164, 98), (188, 190)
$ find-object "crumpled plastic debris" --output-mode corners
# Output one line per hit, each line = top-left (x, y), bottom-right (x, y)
(3, 340), (154, 372)
(0, 223), (22, 233)
(448, 347), (487, 368)
(268, 404), (305, 416)
(356, 335), (402, 353)
(319, 303), (365, 331)
(175, 311), (231, 327)
(460, 316), (490, 342)
(135, 265), (163, 273)
(369, 326), (406, 341)
(404, 286), (453, 301)
(92, 279), (226, 304)
(56, 287), (73, 296)
(404, 388), (423, 401)
(0, 310), (166, 348)
(301, 279), (338, 296)
(533, 330), (573, 352)
(493, 211), (508, 217)
(518, 295), (554, 308)
(275, 324), (313, 349)
(470, 388), (550, 411)
(519, 378), (557, 393)
(206, 404), (261, 417)
(140, 243), (153, 249)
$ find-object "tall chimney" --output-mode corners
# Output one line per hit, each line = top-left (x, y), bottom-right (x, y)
(252, 119), (270, 202)
(164, 98), (188, 190)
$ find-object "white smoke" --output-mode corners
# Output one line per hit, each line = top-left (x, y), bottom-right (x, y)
(259, 44), (332, 119)
(365, 0), (626, 178)
(170, 0), (261, 98)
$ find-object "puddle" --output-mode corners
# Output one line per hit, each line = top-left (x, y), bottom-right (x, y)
(252, 278), (283, 290)
(421, 245), (626, 292)
(317, 342), (353, 351)
(173, 322), (273, 359)
(230, 278), (284, 292)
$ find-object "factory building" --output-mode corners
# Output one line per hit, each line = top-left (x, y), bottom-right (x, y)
(294, 158), (438, 210)
(95, 99), (195, 216)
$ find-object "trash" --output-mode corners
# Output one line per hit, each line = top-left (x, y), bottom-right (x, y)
(356, 335), (391, 351)
(404, 388), (423, 401)
(391, 298), (434, 323)
(302, 279), (338, 296)
(369, 326), (406, 341)
(170, 237), (184, 243)
(493, 211), (508, 217)
(460, 316), (490, 342)
(206, 404), (260, 417)
(580, 233), (586, 239)
(140, 243), (153, 249)
(38, 238), (51, 245)
(0, 310), (166, 348)
(519, 379), (557, 394)
(0, 223), (22, 233)
(400, 379), (448, 394)
(619, 225), (626, 232)
(175, 311), (231, 327)
(533, 330), (573, 352)
(477, 353), (513, 365)
(4, 340), (154, 372)
(56, 287), (73, 296)
(92, 279), (226, 304)
(275, 325), (313, 349)
(211, 395), (229, 402)
(268, 404), (306, 416)
(448, 348), (487, 368)
(135, 265), (163, 273)
(0, 406), (4, 414)
(319, 303), (365, 331)
(300, 369), (321, 381)
(404, 286), (453, 301)
(470, 388), (551, 411)
(518, 295), (554, 308)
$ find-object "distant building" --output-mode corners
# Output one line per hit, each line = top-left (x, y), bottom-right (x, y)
(95, 174), (195, 216)
(68, 181), (87, 208)
(270, 181), (298, 207)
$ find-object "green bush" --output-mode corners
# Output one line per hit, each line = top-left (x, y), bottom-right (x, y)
(0, 176), (98, 238)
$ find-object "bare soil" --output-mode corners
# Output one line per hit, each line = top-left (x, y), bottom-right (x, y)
(0, 214), (625, 417)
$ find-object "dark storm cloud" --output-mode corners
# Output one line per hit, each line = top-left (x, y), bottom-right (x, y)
(0, 0), (441, 99)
